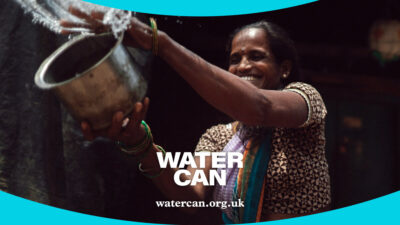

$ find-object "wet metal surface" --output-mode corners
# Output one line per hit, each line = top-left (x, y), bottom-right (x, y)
(35, 33), (148, 130)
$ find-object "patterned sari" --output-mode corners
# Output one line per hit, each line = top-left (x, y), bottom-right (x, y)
(214, 131), (271, 223)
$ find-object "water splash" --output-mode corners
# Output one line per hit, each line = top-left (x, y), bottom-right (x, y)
(13, 0), (132, 37)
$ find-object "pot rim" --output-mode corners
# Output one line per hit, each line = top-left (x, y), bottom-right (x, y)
(34, 32), (124, 90)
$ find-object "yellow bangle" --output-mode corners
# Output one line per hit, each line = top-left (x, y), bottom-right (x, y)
(149, 17), (158, 55)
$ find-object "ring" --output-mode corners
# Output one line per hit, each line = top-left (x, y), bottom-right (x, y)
(122, 118), (130, 128)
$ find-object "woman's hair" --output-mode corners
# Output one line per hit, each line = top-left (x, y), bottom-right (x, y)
(226, 21), (300, 142)
(227, 20), (300, 87)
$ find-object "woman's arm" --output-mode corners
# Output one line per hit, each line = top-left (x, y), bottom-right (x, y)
(81, 99), (213, 214)
(61, 11), (308, 128)
(156, 32), (308, 127)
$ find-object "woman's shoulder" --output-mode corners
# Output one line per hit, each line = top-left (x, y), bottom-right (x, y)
(194, 122), (236, 152)
(283, 82), (319, 93)
(202, 122), (236, 141)
(283, 82), (327, 127)
(207, 122), (235, 133)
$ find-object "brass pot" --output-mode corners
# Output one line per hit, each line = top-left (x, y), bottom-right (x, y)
(35, 33), (148, 130)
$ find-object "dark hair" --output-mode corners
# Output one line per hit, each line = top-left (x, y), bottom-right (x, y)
(226, 21), (300, 142)
(227, 20), (300, 87)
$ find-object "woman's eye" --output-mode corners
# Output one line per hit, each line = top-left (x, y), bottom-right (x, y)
(250, 53), (265, 61)
(229, 56), (240, 65)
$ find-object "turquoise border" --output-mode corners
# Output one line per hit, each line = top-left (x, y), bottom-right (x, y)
(82, 0), (317, 16)
(0, 190), (399, 224)
(262, 191), (400, 224)
(0, 191), (145, 225)
(4, 1), (399, 224)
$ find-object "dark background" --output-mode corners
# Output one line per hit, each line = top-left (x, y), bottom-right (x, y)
(1, 0), (399, 224)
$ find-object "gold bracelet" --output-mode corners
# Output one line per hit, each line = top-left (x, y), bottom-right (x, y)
(149, 17), (158, 55)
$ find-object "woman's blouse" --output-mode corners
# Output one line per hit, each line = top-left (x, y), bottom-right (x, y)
(194, 82), (331, 215)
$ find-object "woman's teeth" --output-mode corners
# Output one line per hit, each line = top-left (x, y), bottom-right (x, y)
(241, 76), (258, 81)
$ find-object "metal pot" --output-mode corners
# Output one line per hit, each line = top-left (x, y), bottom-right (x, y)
(35, 33), (148, 130)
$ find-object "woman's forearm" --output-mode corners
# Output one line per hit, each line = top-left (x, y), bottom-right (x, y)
(158, 32), (271, 125)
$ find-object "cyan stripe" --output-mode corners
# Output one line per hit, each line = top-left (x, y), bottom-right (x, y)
(82, 0), (318, 16)
(0, 181), (399, 224)
(260, 191), (400, 225)
(0, 191), (144, 225)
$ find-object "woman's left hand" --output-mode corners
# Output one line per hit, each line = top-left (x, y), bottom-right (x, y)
(81, 97), (150, 147)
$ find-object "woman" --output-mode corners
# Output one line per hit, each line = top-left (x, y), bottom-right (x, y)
(61, 10), (331, 223)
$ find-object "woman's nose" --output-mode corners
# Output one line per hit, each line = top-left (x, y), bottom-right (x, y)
(237, 57), (251, 73)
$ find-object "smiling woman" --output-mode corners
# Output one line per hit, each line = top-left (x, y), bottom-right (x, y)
(229, 28), (282, 89)
(60, 10), (330, 223)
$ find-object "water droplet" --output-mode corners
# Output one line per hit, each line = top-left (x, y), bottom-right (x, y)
(13, 0), (132, 37)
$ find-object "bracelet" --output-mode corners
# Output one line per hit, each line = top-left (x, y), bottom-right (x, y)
(149, 17), (158, 55)
(138, 145), (166, 179)
(116, 121), (153, 155)
(135, 143), (153, 161)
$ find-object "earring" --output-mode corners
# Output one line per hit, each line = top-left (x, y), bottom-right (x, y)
(282, 73), (288, 79)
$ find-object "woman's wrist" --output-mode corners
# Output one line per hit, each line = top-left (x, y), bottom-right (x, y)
(157, 31), (171, 59)
(138, 144), (160, 166)
(125, 124), (147, 146)
(116, 121), (152, 155)
(138, 144), (166, 179)
(114, 120), (163, 176)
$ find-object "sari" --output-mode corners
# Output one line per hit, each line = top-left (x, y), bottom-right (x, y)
(214, 131), (271, 223)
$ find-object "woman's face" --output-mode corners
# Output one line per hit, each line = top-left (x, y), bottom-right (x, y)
(228, 28), (281, 90)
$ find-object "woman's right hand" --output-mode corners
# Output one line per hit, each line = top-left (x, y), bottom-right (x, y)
(123, 17), (155, 51)
(60, 7), (158, 52)
(81, 97), (150, 147)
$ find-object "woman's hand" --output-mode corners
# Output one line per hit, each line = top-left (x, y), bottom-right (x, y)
(81, 97), (150, 146)
(123, 17), (154, 51)
(60, 7), (110, 34)
(60, 7), (155, 51)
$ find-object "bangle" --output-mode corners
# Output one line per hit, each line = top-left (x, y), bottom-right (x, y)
(138, 145), (166, 179)
(149, 17), (158, 55)
(135, 143), (153, 161)
(117, 121), (153, 155)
